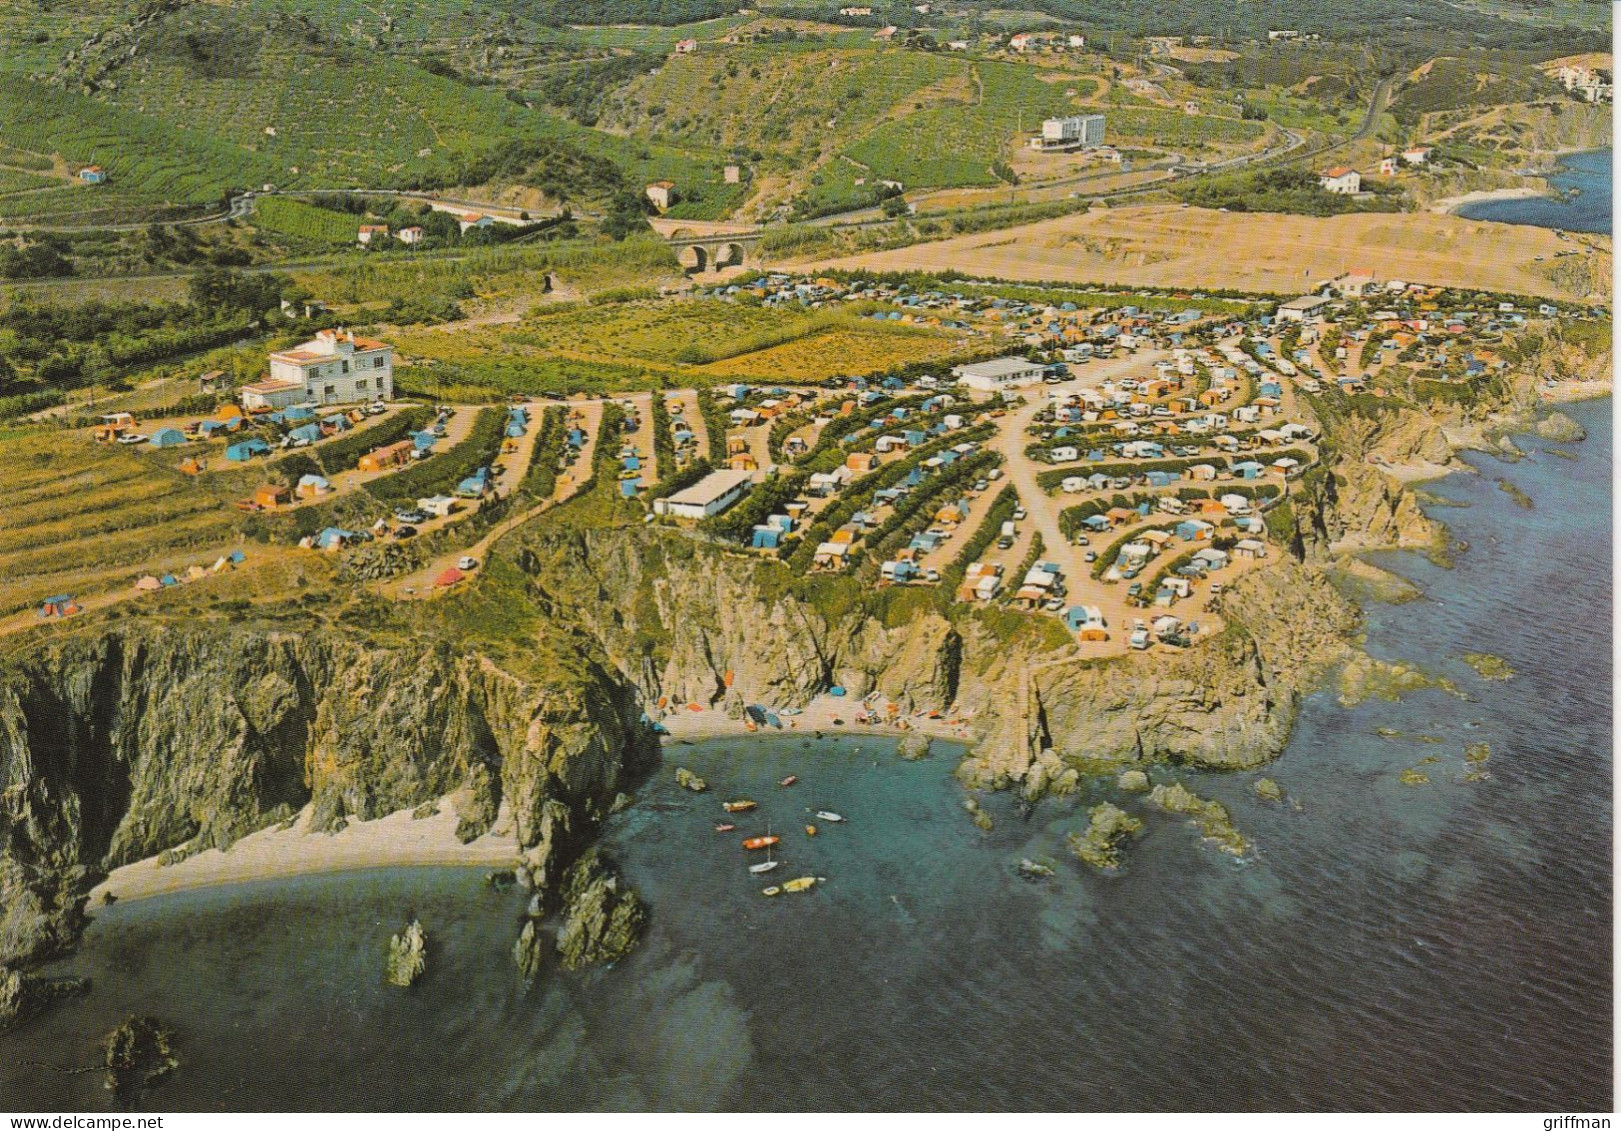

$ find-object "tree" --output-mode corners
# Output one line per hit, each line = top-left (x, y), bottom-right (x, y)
(601, 189), (652, 241)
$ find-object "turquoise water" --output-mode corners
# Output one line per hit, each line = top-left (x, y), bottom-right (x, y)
(2, 401), (1611, 1112)
(1457, 149), (1613, 234)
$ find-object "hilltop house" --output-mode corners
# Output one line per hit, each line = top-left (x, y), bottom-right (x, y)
(241, 328), (394, 410)
(1318, 167), (1361, 194)
(1401, 146), (1433, 166)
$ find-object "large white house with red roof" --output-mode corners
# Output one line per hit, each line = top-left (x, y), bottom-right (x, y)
(241, 328), (394, 409)
(1318, 166), (1361, 195)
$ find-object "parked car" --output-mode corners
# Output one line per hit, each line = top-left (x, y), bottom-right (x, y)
(997, 536), (1014, 551)
(393, 526), (417, 539)
(117, 434), (149, 445)
(1128, 582), (1143, 597)
(394, 509), (427, 524)
(1012, 507), (1027, 521)
(1084, 551), (1097, 563)
(457, 556), (479, 571)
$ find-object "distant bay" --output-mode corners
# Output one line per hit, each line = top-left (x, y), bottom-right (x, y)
(1457, 149), (1612, 234)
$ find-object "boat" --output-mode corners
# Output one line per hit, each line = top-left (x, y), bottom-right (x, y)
(779, 775), (798, 787)
(781, 708), (802, 717)
(805, 824), (817, 836)
(714, 823), (735, 833)
(722, 799), (757, 813)
(782, 876), (819, 893)
(742, 834), (780, 851)
(814, 810), (845, 823)
(761, 886), (782, 897)
(749, 841), (781, 874)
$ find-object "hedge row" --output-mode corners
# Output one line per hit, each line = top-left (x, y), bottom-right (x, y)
(315, 405), (436, 475)
(694, 388), (730, 463)
(363, 406), (504, 503)
(939, 485), (1018, 596)
(518, 406), (568, 500)
(864, 449), (1003, 567)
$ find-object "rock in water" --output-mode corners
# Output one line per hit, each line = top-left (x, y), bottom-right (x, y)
(513, 919), (545, 980)
(0, 966), (90, 1032)
(674, 767), (708, 792)
(386, 919), (427, 987)
(1147, 783), (1251, 857)
(1116, 769), (1151, 793)
(1534, 410), (1586, 443)
(102, 1015), (178, 1106)
(555, 849), (647, 970)
(897, 733), (931, 761)
(1067, 802), (1145, 870)
(1254, 777), (1284, 803)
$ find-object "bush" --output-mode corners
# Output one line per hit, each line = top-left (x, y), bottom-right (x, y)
(363, 406), (504, 502)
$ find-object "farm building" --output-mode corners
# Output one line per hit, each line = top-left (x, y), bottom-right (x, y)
(646, 181), (676, 210)
(655, 468), (755, 520)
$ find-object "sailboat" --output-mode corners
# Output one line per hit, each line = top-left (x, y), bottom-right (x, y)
(749, 838), (781, 874)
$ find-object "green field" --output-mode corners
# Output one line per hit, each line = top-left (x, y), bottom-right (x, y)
(253, 197), (364, 244)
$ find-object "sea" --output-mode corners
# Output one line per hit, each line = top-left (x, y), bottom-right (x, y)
(1456, 149), (1613, 234)
(2, 193), (1613, 1110)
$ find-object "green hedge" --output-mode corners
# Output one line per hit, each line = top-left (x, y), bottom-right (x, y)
(694, 388), (730, 463)
(363, 406), (504, 503)
(939, 485), (1018, 595)
(315, 406), (435, 475)
(864, 449), (1003, 567)
(519, 406), (568, 500)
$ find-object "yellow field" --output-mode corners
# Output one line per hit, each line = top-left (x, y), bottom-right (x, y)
(696, 326), (969, 380)
(801, 203), (1613, 302)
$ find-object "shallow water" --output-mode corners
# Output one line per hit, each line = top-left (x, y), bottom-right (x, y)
(1457, 149), (1613, 234)
(2, 402), (1610, 1112)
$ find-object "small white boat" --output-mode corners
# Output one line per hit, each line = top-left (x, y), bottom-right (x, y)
(750, 859), (781, 874)
(814, 810), (845, 823)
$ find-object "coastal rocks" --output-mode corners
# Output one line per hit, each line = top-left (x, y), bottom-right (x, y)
(1460, 653), (1515, 680)
(961, 795), (994, 831)
(554, 849), (647, 970)
(1017, 857), (1056, 880)
(674, 767), (708, 792)
(1399, 767), (1431, 786)
(512, 919), (546, 980)
(1464, 742), (1493, 782)
(1535, 410), (1587, 443)
(386, 919), (427, 987)
(896, 732), (931, 761)
(1147, 783), (1250, 858)
(1253, 777), (1284, 803)
(1496, 435), (1525, 460)
(1022, 748), (1079, 800)
(1337, 654), (1459, 708)
(1067, 803), (1145, 870)
(102, 1015), (178, 1107)
(1116, 769), (1151, 793)
(1327, 557), (1424, 606)
(0, 966), (90, 1031)
(1495, 478), (1534, 509)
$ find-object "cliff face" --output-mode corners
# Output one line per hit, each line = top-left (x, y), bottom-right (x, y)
(0, 626), (655, 970)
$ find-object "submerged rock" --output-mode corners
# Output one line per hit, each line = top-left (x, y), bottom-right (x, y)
(897, 733), (931, 761)
(1460, 653), (1515, 681)
(1068, 802), (1145, 870)
(1495, 478), (1534, 510)
(674, 767), (708, 792)
(1338, 655), (1459, 708)
(555, 849), (647, 970)
(1398, 767), (1431, 786)
(1253, 777), (1284, 803)
(1017, 857), (1056, 880)
(1147, 783), (1250, 857)
(0, 966), (90, 1032)
(102, 1015), (178, 1107)
(386, 919), (426, 987)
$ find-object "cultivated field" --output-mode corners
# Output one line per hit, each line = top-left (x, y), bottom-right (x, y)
(803, 202), (1613, 301)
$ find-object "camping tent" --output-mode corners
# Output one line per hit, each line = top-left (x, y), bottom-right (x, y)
(435, 567), (466, 587)
(148, 428), (186, 448)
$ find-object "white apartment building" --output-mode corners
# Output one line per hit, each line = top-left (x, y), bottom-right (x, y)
(242, 329), (394, 409)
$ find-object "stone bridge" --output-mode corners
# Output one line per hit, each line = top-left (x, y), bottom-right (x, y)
(660, 227), (764, 273)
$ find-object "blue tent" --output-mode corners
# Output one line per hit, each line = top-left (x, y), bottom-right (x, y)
(506, 422), (526, 438)
(288, 424), (323, 445)
(768, 514), (794, 532)
(411, 431), (438, 451)
(283, 406), (316, 421)
(316, 527), (354, 550)
(567, 429), (586, 448)
(751, 526), (782, 549)
(228, 550), (246, 564)
(149, 427), (186, 448)
(322, 414), (350, 432)
(225, 438), (270, 462)
(829, 686), (847, 697)
(622, 455), (641, 471)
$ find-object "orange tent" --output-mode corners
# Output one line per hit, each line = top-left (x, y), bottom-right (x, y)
(434, 567), (466, 587)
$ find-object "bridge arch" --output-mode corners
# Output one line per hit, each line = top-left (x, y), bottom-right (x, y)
(678, 244), (709, 273)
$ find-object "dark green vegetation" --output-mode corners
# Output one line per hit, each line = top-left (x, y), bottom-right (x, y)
(364, 408), (505, 504)
(1174, 168), (1401, 216)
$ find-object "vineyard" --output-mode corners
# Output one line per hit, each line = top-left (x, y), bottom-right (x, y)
(695, 324), (967, 380)
(253, 197), (364, 245)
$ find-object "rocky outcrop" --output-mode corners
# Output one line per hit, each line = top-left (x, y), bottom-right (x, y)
(0, 624), (656, 970)
(386, 920), (426, 987)
(1535, 410), (1587, 443)
(554, 849), (647, 969)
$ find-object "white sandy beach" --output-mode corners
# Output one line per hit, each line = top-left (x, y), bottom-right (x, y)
(655, 692), (978, 745)
(1429, 186), (1549, 215)
(90, 799), (521, 905)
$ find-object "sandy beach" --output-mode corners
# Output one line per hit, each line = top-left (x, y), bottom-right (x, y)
(90, 799), (521, 905)
(657, 692), (978, 745)
(1428, 186), (1549, 214)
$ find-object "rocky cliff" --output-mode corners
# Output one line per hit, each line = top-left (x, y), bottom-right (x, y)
(0, 624), (656, 973)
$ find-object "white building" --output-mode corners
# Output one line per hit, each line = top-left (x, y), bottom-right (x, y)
(241, 329), (394, 409)
(1032, 114), (1106, 150)
(1318, 167), (1361, 194)
(398, 226), (425, 245)
(952, 356), (1045, 391)
(655, 468), (754, 520)
(1276, 294), (1331, 323)
(646, 181), (676, 210)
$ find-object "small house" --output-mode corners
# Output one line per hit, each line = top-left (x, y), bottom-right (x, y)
(398, 227), (425, 245)
(357, 225), (389, 245)
(78, 166), (108, 185)
(646, 181), (676, 210)
(1234, 538), (1268, 560)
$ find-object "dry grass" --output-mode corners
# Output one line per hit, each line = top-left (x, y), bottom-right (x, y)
(803, 202), (1613, 301)
(696, 325), (968, 379)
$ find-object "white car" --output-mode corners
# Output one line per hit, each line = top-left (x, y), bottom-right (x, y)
(118, 434), (149, 445)
(457, 556), (479, 571)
